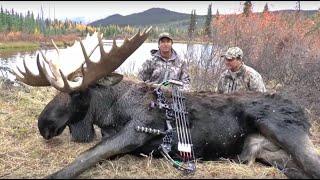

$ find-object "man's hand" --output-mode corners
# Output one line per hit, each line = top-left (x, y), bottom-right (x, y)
(150, 83), (161, 89)
(151, 83), (170, 91)
(145, 82), (171, 92)
(145, 80), (184, 91)
(167, 79), (183, 86)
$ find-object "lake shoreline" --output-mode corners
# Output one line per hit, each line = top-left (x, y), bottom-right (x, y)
(0, 32), (82, 50)
(0, 33), (210, 51)
(0, 40), (77, 50)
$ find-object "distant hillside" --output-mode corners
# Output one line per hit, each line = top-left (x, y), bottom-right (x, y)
(269, 9), (318, 16)
(89, 8), (206, 27)
(88, 8), (318, 28)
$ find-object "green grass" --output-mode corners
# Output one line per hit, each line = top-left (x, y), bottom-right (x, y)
(0, 41), (74, 51)
(0, 42), (39, 51)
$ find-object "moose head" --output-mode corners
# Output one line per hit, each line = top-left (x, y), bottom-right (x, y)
(13, 27), (152, 141)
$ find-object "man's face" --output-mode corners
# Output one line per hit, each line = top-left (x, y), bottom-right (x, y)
(224, 57), (242, 72)
(159, 38), (172, 53)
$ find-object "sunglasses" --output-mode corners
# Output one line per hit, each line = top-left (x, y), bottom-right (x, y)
(225, 58), (235, 62)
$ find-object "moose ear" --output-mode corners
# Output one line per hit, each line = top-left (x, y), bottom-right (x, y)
(103, 73), (124, 86)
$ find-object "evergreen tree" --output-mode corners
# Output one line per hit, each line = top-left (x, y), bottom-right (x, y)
(0, 7), (7, 32)
(30, 12), (36, 33)
(295, 1), (301, 17)
(262, 3), (270, 17)
(215, 9), (220, 20)
(188, 9), (196, 40)
(6, 9), (12, 32)
(18, 13), (24, 31)
(243, 1), (253, 17)
(0, 6), (4, 28)
(296, 1), (301, 12)
(204, 3), (212, 38)
(263, 3), (269, 13)
(10, 9), (18, 32)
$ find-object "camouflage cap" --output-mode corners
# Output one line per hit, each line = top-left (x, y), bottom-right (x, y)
(158, 32), (173, 42)
(221, 47), (243, 59)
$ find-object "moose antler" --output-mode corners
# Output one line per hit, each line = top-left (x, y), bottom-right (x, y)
(13, 26), (152, 93)
(13, 32), (105, 88)
(13, 53), (51, 86)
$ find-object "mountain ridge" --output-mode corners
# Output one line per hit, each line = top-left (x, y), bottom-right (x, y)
(87, 8), (318, 27)
(88, 8), (206, 27)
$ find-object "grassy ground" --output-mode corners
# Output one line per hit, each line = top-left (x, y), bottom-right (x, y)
(0, 33), (80, 51)
(0, 41), (39, 50)
(0, 40), (75, 51)
(0, 83), (319, 179)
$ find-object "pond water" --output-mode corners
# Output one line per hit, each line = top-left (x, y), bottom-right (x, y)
(0, 40), (215, 82)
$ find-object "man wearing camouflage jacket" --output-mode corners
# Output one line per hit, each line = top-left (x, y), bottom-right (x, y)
(216, 46), (266, 94)
(138, 32), (191, 91)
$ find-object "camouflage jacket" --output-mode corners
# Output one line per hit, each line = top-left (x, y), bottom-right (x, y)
(216, 63), (266, 94)
(138, 49), (191, 91)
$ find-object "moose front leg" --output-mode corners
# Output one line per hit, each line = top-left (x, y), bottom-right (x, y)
(45, 120), (152, 179)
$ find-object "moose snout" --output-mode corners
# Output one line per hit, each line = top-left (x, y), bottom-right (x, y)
(40, 129), (54, 140)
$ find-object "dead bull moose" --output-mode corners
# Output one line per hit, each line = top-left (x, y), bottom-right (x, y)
(13, 27), (320, 179)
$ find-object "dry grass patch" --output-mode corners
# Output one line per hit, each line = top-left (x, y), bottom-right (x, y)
(0, 85), (319, 179)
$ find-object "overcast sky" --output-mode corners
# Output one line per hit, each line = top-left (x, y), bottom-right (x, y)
(1, 1), (319, 23)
